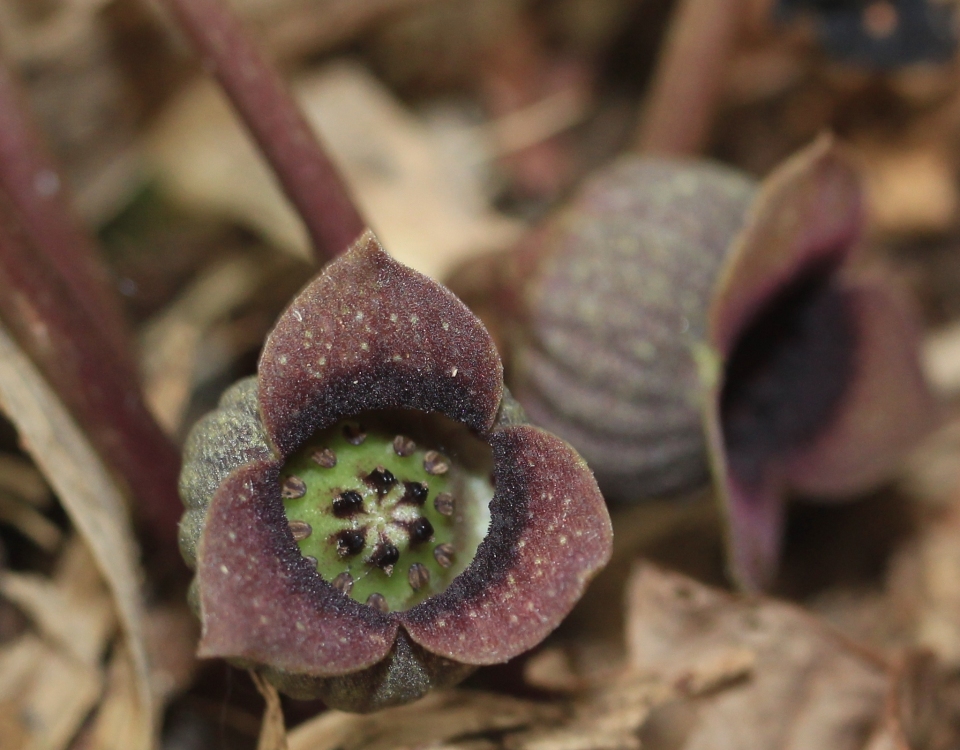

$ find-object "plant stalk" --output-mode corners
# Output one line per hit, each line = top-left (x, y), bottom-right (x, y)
(158, 0), (368, 263)
(0, 199), (183, 553)
(636, 0), (743, 155)
(0, 51), (135, 369)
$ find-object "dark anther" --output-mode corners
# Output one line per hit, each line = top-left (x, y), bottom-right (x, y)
(303, 555), (318, 569)
(370, 542), (400, 571)
(344, 423), (367, 445)
(393, 435), (417, 456)
(423, 450), (449, 475)
(365, 466), (397, 496)
(281, 475), (307, 499)
(433, 492), (455, 516)
(434, 543), (455, 568)
(333, 490), (364, 517)
(311, 448), (337, 468)
(332, 572), (354, 594)
(408, 563), (430, 591)
(335, 529), (366, 557)
(288, 520), (312, 541)
(409, 517), (434, 545)
(402, 481), (429, 506)
(366, 593), (389, 613)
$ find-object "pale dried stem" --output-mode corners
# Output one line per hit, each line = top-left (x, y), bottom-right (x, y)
(158, 0), (368, 263)
(636, 0), (744, 155)
(0, 50), (134, 370)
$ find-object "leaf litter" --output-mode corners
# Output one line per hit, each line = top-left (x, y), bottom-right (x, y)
(0, 320), (154, 749)
(5, 0), (960, 748)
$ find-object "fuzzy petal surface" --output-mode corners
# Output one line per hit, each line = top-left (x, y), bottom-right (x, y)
(787, 275), (938, 497)
(259, 231), (504, 456)
(195, 459), (399, 676)
(710, 135), (862, 357)
(400, 424), (611, 664)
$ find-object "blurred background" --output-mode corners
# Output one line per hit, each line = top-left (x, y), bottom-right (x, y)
(3, 0), (960, 748)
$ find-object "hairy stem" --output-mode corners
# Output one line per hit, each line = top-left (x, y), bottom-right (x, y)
(0, 52), (134, 369)
(0, 199), (183, 553)
(158, 0), (367, 263)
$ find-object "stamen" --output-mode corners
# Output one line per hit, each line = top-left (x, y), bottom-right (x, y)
(335, 529), (365, 557)
(367, 593), (389, 613)
(333, 490), (364, 517)
(281, 475), (306, 499)
(370, 542), (400, 572)
(409, 517), (434, 545)
(311, 448), (337, 468)
(303, 555), (318, 568)
(288, 520), (312, 541)
(343, 423), (367, 445)
(423, 451), (450, 475)
(332, 572), (354, 594)
(433, 492), (455, 516)
(402, 481), (429, 506)
(408, 563), (430, 591)
(393, 435), (416, 457)
(434, 543), (455, 568)
(365, 466), (397, 497)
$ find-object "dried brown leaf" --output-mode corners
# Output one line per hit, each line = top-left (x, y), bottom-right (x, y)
(626, 563), (894, 750)
(508, 670), (676, 750)
(147, 63), (523, 279)
(84, 646), (151, 750)
(888, 501), (960, 667)
(0, 321), (154, 747)
(0, 634), (102, 750)
(858, 141), (959, 236)
(287, 690), (562, 750)
(0, 567), (114, 667)
(139, 255), (262, 435)
(0, 454), (50, 507)
(0, 492), (61, 551)
(250, 671), (288, 750)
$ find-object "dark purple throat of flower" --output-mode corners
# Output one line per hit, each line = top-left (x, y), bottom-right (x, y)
(279, 410), (494, 613)
(720, 257), (857, 489)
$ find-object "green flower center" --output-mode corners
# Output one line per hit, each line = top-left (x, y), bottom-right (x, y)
(280, 413), (493, 612)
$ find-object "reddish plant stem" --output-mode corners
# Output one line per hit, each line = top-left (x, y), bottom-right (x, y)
(158, 0), (367, 263)
(636, 0), (743, 155)
(0, 199), (183, 553)
(0, 52), (134, 369)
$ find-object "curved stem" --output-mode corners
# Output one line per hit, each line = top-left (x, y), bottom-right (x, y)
(0, 199), (183, 554)
(158, 0), (368, 263)
(0, 51), (135, 370)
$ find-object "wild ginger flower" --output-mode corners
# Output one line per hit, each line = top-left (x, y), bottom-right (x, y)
(178, 231), (612, 712)
(477, 136), (936, 590)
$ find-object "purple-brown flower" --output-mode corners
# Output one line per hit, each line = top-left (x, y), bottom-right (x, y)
(178, 231), (611, 712)
(469, 135), (936, 591)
